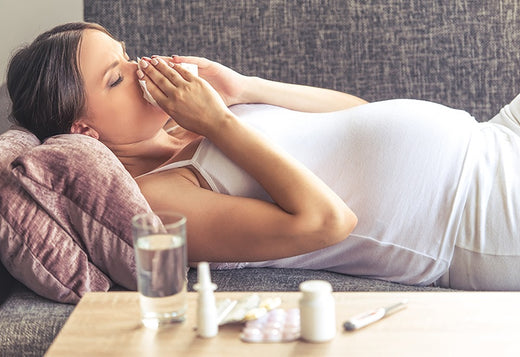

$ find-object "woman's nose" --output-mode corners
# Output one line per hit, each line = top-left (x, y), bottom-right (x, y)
(125, 59), (139, 73)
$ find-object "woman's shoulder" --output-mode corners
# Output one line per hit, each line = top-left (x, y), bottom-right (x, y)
(136, 166), (203, 208)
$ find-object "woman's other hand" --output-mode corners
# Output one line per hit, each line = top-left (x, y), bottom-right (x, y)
(169, 55), (249, 107)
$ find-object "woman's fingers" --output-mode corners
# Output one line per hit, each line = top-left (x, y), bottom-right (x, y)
(147, 58), (181, 85)
(171, 55), (210, 68)
(136, 57), (208, 118)
(137, 58), (181, 102)
(136, 59), (177, 109)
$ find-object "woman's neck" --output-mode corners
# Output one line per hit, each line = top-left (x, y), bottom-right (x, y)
(112, 128), (200, 178)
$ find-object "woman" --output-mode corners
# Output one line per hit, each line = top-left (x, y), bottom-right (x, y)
(7, 22), (520, 290)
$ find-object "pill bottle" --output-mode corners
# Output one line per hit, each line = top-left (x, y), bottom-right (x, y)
(299, 280), (336, 342)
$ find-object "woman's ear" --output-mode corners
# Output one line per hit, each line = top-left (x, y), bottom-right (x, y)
(70, 120), (100, 139)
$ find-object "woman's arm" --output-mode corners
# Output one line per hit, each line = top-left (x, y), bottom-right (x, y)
(169, 55), (367, 112)
(137, 57), (358, 261)
(240, 76), (368, 112)
(138, 168), (354, 262)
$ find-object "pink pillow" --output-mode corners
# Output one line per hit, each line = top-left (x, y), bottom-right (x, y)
(1, 129), (152, 303)
(0, 129), (108, 303)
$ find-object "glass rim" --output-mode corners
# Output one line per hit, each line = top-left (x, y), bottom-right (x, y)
(131, 211), (187, 230)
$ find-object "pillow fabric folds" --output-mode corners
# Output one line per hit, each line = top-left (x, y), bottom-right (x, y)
(0, 129), (152, 303)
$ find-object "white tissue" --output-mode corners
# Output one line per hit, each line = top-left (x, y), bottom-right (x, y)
(137, 57), (198, 106)
(178, 62), (199, 76)
(138, 79), (158, 106)
(137, 57), (158, 106)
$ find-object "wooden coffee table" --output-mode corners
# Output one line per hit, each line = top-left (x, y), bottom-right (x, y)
(45, 291), (520, 356)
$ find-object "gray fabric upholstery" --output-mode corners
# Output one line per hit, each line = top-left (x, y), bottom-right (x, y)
(2, 0), (518, 355)
(85, 0), (520, 122)
(187, 268), (450, 292)
(0, 283), (74, 357)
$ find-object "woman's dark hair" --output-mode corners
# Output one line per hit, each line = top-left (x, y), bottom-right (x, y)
(7, 22), (114, 141)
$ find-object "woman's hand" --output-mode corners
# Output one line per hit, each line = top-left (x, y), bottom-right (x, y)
(168, 55), (249, 106)
(151, 55), (367, 113)
(137, 57), (233, 135)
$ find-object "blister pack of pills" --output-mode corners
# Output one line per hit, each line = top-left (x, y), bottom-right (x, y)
(240, 308), (300, 343)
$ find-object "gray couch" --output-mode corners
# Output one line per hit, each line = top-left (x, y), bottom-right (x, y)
(2, 0), (519, 355)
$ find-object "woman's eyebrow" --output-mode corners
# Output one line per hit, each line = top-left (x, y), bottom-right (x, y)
(101, 41), (127, 80)
(102, 60), (119, 80)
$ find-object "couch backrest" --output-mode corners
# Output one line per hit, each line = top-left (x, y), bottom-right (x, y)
(85, 0), (520, 122)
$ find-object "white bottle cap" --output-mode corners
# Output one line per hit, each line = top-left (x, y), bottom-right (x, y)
(299, 280), (332, 296)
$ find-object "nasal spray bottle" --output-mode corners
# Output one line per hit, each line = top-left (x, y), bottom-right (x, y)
(194, 262), (218, 338)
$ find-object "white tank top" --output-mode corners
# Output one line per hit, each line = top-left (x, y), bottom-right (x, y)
(141, 100), (500, 286)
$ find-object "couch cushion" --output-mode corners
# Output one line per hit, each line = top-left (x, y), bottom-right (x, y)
(0, 129), (111, 303)
(1, 129), (152, 303)
(0, 129), (41, 301)
(12, 133), (154, 290)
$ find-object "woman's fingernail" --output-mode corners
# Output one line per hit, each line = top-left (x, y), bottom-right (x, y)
(168, 61), (175, 68)
(151, 58), (159, 66)
(137, 69), (144, 79)
(140, 59), (149, 69)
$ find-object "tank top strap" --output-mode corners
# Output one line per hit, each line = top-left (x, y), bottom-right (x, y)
(134, 139), (205, 180)
(133, 140), (221, 193)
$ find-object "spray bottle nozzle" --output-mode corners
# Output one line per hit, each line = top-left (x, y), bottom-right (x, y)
(194, 262), (217, 292)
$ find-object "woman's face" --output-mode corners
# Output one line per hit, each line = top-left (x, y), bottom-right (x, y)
(74, 29), (169, 145)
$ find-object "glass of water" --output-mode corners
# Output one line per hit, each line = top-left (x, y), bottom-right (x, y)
(131, 212), (188, 329)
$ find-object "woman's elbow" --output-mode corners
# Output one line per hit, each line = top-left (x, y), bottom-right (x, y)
(301, 207), (357, 249)
(324, 207), (357, 244)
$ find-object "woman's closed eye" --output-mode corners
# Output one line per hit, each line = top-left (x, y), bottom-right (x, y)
(110, 74), (123, 87)
(108, 57), (134, 88)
